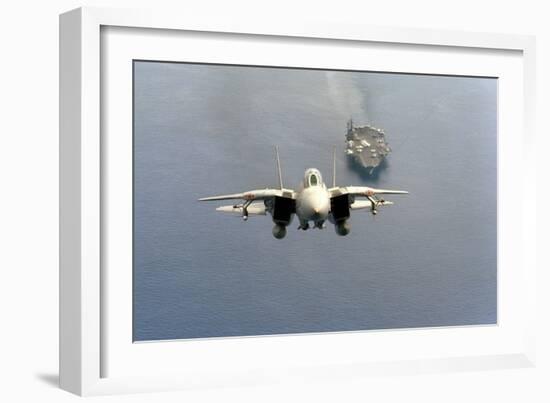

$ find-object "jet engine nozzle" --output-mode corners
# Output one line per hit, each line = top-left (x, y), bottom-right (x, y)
(272, 224), (287, 239)
(335, 220), (350, 236)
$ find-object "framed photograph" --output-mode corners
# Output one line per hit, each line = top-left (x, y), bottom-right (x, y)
(60, 7), (537, 396)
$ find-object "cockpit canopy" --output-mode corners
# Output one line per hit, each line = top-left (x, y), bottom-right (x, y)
(304, 168), (323, 188)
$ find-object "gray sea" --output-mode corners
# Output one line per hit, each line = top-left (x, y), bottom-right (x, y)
(133, 61), (497, 342)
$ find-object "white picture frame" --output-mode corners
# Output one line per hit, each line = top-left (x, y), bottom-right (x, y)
(59, 6), (537, 396)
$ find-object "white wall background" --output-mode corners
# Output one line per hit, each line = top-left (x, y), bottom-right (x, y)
(0, 0), (548, 401)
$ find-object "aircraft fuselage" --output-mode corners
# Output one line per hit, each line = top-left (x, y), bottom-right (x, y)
(294, 168), (331, 229)
(295, 184), (330, 226)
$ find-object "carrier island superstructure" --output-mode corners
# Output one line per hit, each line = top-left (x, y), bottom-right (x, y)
(345, 119), (391, 174)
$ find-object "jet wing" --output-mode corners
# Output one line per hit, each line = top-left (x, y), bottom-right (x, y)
(329, 186), (408, 198)
(199, 188), (296, 202)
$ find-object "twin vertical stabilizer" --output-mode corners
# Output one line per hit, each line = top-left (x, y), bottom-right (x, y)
(275, 146), (284, 190)
(275, 145), (337, 189)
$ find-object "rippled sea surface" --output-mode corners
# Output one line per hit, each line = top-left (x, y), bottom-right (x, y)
(133, 61), (497, 341)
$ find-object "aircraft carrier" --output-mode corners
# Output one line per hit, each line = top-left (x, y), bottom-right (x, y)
(345, 119), (391, 173)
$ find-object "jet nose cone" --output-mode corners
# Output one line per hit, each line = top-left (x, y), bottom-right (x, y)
(297, 188), (330, 221)
(310, 200), (329, 219)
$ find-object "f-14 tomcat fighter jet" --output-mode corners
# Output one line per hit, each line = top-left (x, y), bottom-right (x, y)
(199, 147), (408, 239)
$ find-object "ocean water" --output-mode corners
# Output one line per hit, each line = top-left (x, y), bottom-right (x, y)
(133, 61), (497, 341)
